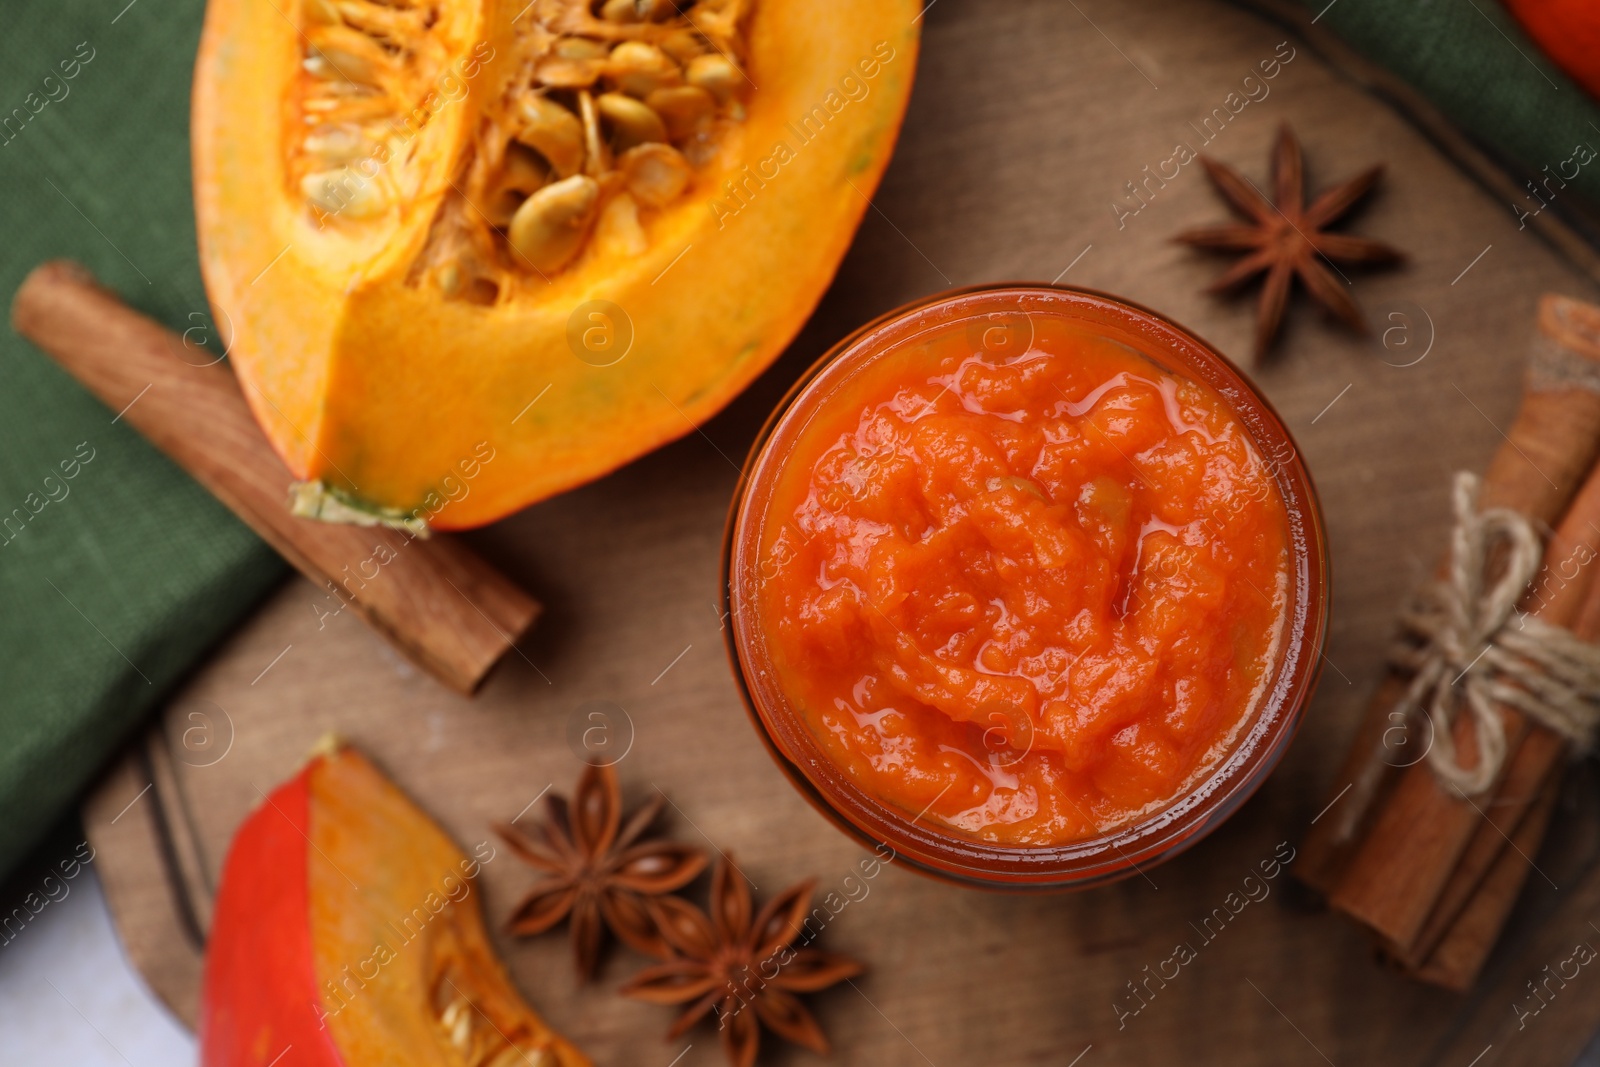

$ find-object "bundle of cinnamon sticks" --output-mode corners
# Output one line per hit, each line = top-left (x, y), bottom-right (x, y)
(1300, 293), (1600, 991)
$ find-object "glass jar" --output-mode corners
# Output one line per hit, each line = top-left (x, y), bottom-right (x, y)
(722, 285), (1327, 889)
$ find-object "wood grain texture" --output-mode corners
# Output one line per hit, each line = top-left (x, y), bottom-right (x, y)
(10, 261), (539, 694)
(81, 0), (1600, 1064)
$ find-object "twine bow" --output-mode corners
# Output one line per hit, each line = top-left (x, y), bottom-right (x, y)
(1389, 472), (1600, 795)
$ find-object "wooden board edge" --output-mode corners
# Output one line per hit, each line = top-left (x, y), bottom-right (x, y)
(81, 731), (209, 1031)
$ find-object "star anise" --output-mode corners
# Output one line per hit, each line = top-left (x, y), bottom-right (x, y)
(496, 763), (707, 981)
(1174, 123), (1405, 361)
(620, 856), (865, 1067)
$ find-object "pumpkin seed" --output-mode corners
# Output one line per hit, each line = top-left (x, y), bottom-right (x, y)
(606, 41), (680, 98)
(306, 26), (391, 87)
(645, 85), (713, 140)
(431, 973), (457, 1016)
(593, 192), (648, 257)
(301, 167), (385, 217)
(619, 142), (690, 206)
(535, 55), (602, 89)
(508, 175), (600, 273)
(685, 53), (739, 103)
(513, 94), (585, 178)
(634, 0), (679, 20)
(336, 1), (426, 39)
(690, 2), (743, 55)
(437, 262), (463, 296)
(555, 38), (609, 61)
(307, 77), (377, 98)
(307, 48), (382, 86)
(302, 124), (370, 163)
(577, 90), (609, 176)
(439, 997), (474, 1052)
(302, 93), (391, 126)
(658, 28), (705, 64)
(596, 92), (665, 150)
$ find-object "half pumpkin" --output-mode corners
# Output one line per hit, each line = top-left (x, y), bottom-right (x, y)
(200, 743), (588, 1067)
(193, 0), (920, 529)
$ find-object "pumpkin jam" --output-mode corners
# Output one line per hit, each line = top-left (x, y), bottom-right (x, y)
(753, 311), (1292, 847)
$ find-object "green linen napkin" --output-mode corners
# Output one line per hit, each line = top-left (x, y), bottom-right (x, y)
(0, 1), (284, 882)
(1296, 0), (1600, 220)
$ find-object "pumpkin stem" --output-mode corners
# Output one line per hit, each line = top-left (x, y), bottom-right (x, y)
(288, 479), (431, 536)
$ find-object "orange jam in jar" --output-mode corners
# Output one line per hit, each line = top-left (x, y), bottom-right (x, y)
(726, 287), (1325, 887)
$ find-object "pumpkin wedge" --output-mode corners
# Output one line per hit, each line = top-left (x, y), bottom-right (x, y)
(193, 0), (919, 529)
(201, 742), (589, 1067)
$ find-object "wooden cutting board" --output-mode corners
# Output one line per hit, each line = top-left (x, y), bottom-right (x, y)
(82, 1), (1600, 1064)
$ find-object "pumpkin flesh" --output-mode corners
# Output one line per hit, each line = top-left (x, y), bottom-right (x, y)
(194, 0), (920, 528)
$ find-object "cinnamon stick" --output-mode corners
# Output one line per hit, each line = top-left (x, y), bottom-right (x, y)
(1411, 772), (1562, 991)
(10, 260), (539, 694)
(1299, 294), (1600, 892)
(1328, 459), (1600, 947)
(1392, 727), (1565, 969)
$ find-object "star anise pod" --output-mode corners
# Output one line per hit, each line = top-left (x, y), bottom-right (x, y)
(1174, 122), (1405, 362)
(496, 763), (707, 981)
(621, 856), (865, 1067)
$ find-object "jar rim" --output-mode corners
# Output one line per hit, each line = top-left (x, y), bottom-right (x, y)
(721, 283), (1328, 890)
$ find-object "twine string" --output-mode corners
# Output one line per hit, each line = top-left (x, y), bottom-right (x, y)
(1389, 472), (1600, 795)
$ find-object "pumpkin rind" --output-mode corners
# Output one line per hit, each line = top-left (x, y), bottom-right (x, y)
(200, 764), (347, 1067)
(194, 0), (920, 529)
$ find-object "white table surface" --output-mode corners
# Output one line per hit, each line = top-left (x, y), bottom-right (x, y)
(0, 864), (194, 1066)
